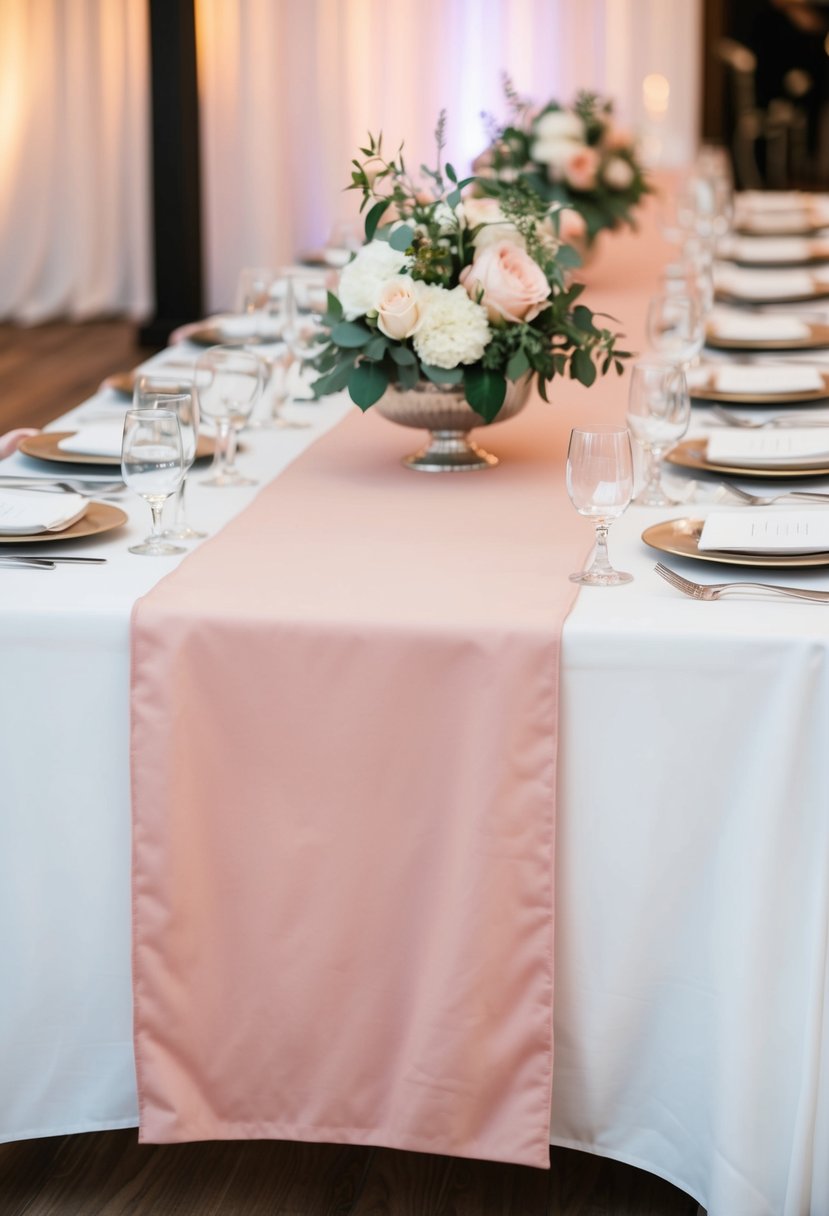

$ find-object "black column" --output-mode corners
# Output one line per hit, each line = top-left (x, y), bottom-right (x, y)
(138, 0), (204, 346)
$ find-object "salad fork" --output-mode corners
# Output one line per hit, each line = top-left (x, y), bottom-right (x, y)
(654, 562), (829, 603)
(719, 481), (829, 506)
(711, 405), (829, 429)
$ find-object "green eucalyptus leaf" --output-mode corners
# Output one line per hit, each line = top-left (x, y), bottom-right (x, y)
(421, 363), (464, 385)
(331, 320), (373, 348)
(348, 361), (389, 410)
(506, 349), (530, 380)
(464, 368), (507, 422)
(396, 360), (420, 390)
(325, 291), (343, 321)
(365, 198), (390, 242)
(389, 344), (417, 366)
(364, 335), (388, 360)
(556, 244), (583, 269)
(445, 162), (457, 183)
(572, 304), (598, 334)
(389, 224), (415, 251)
(572, 348), (597, 387)
(313, 359), (355, 398)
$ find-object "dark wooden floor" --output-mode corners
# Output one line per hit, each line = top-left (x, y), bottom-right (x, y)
(0, 320), (700, 1216)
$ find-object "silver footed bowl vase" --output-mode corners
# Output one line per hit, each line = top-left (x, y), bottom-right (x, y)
(373, 375), (533, 472)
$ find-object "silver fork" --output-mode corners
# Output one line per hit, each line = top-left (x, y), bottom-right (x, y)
(654, 562), (829, 602)
(719, 480), (829, 506)
(0, 478), (125, 497)
(711, 405), (829, 429)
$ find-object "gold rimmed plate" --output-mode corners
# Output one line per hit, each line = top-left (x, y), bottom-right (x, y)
(665, 437), (829, 479)
(18, 431), (214, 467)
(185, 323), (278, 347)
(689, 368), (829, 405)
(705, 321), (829, 352)
(100, 370), (196, 397)
(642, 517), (829, 568)
(715, 280), (829, 307)
(0, 501), (127, 545)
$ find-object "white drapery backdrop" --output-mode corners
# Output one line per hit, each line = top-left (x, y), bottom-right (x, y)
(0, 0), (700, 322)
(196, 0), (701, 311)
(0, 0), (151, 324)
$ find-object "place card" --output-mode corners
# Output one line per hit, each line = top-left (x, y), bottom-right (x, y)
(699, 509), (829, 554)
(715, 267), (816, 299)
(708, 312), (811, 341)
(707, 428), (829, 467)
(0, 490), (87, 535)
(713, 365), (824, 395)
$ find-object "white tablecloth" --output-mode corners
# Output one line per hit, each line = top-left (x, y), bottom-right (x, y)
(2, 348), (828, 1216)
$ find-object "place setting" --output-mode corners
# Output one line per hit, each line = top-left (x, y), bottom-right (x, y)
(686, 359), (829, 405)
(713, 263), (829, 306)
(704, 306), (829, 351)
(716, 234), (829, 268)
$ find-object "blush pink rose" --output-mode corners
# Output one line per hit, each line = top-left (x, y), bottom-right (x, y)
(558, 208), (587, 243)
(375, 275), (424, 339)
(460, 241), (550, 324)
(565, 145), (600, 191)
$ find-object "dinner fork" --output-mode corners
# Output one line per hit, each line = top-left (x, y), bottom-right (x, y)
(654, 562), (829, 603)
(0, 478), (125, 497)
(711, 405), (829, 429)
(719, 480), (829, 506)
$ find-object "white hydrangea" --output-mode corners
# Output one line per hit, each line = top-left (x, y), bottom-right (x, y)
(533, 109), (584, 143)
(337, 241), (413, 320)
(412, 285), (491, 369)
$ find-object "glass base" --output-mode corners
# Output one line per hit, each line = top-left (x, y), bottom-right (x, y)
(128, 539), (186, 556)
(569, 569), (634, 586)
(633, 487), (680, 507)
(162, 525), (208, 540)
(201, 471), (258, 487)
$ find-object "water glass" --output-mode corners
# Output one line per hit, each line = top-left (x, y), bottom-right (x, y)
(627, 360), (690, 506)
(647, 291), (704, 367)
(121, 408), (185, 556)
(235, 267), (276, 329)
(566, 427), (634, 586)
(195, 346), (263, 487)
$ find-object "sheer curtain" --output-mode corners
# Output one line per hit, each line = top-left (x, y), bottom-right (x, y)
(196, 0), (701, 311)
(0, 0), (151, 324)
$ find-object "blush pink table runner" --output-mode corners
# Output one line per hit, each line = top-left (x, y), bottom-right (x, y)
(131, 205), (667, 1168)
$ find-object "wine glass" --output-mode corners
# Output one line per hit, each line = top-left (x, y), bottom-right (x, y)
(195, 346), (263, 487)
(647, 291), (704, 368)
(235, 267), (276, 337)
(121, 408), (185, 556)
(566, 427), (634, 586)
(133, 379), (206, 541)
(626, 359), (690, 507)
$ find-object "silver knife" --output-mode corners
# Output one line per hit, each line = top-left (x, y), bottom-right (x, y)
(0, 557), (56, 570)
(0, 554), (107, 564)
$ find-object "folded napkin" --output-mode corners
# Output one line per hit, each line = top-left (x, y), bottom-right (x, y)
(727, 237), (811, 264)
(708, 311), (811, 341)
(0, 427), (39, 460)
(738, 191), (806, 212)
(211, 313), (283, 340)
(58, 424), (125, 458)
(707, 428), (829, 467)
(715, 268), (815, 300)
(699, 509), (829, 554)
(0, 490), (87, 535)
(713, 365), (824, 395)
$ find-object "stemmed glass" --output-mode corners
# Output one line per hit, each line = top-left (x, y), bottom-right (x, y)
(235, 267), (276, 337)
(134, 377), (206, 540)
(566, 427), (634, 586)
(195, 346), (263, 487)
(626, 359), (691, 507)
(121, 408), (185, 556)
(647, 291), (704, 368)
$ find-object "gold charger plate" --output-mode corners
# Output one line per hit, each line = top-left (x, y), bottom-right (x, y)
(665, 437), (829, 479)
(186, 323), (277, 347)
(100, 370), (196, 396)
(705, 321), (829, 352)
(690, 368), (829, 405)
(100, 370), (134, 395)
(18, 431), (214, 467)
(0, 501), (127, 545)
(642, 517), (829, 568)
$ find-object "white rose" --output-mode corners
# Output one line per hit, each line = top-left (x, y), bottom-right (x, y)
(531, 138), (578, 176)
(602, 156), (635, 191)
(376, 275), (425, 340)
(412, 284), (491, 369)
(337, 241), (413, 320)
(533, 109), (584, 143)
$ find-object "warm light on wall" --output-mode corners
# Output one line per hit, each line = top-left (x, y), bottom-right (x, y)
(642, 73), (670, 116)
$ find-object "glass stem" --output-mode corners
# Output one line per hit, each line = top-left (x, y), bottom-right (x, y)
(214, 419), (231, 479)
(645, 446), (665, 498)
(226, 426), (238, 472)
(173, 477), (188, 529)
(150, 501), (165, 541)
(590, 519), (613, 575)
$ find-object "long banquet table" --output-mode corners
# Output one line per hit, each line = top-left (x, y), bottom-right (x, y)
(2, 200), (829, 1216)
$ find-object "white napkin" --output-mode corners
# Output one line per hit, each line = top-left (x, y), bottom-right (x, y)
(699, 509), (829, 554)
(713, 365), (824, 395)
(58, 424), (125, 458)
(708, 311), (810, 341)
(0, 490), (87, 535)
(738, 191), (806, 212)
(727, 237), (811, 264)
(707, 428), (829, 467)
(715, 267), (815, 300)
(271, 360), (318, 401)
(211, 313), (283, 340)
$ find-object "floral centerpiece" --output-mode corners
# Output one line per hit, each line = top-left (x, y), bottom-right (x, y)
(312, 117), (629, 470)
(478, 85), (650, 246)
